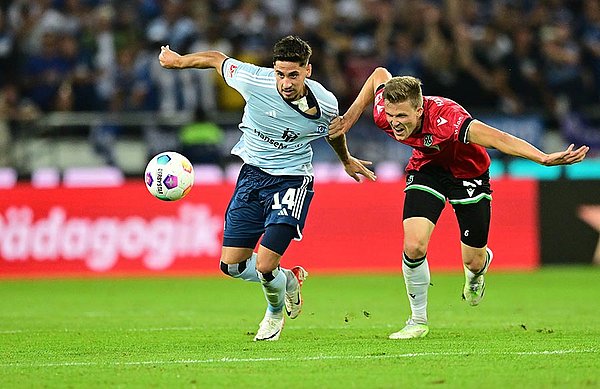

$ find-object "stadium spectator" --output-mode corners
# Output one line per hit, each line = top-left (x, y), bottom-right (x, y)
(178, 106), (225, 166)
(21, 30), (73, 111)
(501, 26), (553, 114)
(540, 14), (587, 115)
(56, 33), (99, 111)
(328, 67), (589, 339)
(384, 30), (424, 81)
(0, 7), (18, 89)
(87, 4), (118, 110)
(0, 82), (40, 166)
(582, 0), (600, 102)
(158, 35), (376, 341)
(0, 0), (598, 170)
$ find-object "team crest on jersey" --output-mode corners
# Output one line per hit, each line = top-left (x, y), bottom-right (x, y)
(424, 134), (434, 147)
(282, 129), (299, 142)
(227, 64), (238, 78)
(423, 134), (440, 150)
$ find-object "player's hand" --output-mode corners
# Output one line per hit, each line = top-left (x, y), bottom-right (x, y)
(159, 45), (181, 68)
(343, 156), (377, 182)
(328, 115), (351, 139)
(541, 144), (589, 166)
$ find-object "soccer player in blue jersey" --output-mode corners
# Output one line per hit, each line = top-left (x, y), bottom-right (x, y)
(159, 36), (376, 341)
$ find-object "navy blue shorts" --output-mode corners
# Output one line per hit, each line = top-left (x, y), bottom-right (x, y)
(222, 164), (314, 249)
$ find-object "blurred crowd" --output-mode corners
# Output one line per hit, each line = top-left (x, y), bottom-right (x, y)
(1, 0), (599, 167)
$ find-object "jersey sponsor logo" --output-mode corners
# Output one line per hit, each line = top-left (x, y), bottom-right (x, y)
(467, 188), (475, 197)
(253, 128), (288, 149)
(282, 129), (299, 142)
(453, 115), (465, 130)
(436, 117), (448, 126)
(376, 105), (384, 115)
(316, 125), (327, 135)
(227, 64), (238, 78)
(463, 179), (482, 188)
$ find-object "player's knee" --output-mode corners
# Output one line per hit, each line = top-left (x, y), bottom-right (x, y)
(220, 260), (248, 278)
(403, 239), (428, 260)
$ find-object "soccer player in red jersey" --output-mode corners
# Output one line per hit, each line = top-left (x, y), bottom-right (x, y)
(329, 67), (589, 339)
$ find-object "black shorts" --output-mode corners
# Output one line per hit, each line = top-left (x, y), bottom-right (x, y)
(403, 165), (492, 248)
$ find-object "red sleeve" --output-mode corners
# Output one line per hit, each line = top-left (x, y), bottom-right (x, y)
(373, 86), (388, 129)
(434, 100), (473, 143)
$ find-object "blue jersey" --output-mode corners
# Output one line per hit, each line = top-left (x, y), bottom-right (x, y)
(221, 57), (339, 176)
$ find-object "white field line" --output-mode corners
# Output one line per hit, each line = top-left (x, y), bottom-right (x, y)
(0, 327), (196, 334)
(0, 349), (597, 368)
(0, 325), (398, 334)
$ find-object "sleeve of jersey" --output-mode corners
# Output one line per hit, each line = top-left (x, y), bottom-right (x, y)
(445, 105), (474, 144)
(372, 85), (388, 129)
(221, 58), (262, 98)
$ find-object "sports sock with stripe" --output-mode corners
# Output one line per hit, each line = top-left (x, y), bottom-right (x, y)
(220, 253), (260, 282)
(402, 253), (430, 325)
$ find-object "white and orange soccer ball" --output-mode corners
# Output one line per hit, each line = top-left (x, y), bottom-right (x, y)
(144, 151), (194, 201)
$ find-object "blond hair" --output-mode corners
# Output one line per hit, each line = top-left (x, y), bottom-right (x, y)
(383, 76), (423, 109)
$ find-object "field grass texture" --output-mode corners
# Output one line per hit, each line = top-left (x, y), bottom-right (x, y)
(1, 266), (599, 388)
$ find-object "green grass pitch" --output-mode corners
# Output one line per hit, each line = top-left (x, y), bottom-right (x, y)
(1, 266), (599, 388)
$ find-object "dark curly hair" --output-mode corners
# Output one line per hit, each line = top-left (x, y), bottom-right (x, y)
(272, 35), (312, 66)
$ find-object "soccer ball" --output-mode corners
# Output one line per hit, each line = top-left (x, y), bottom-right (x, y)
(144, 151), (194, 201)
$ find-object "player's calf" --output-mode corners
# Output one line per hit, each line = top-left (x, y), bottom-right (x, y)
(462, 248), (493, 306)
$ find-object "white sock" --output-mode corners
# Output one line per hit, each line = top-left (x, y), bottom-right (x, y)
(258, 267), (286, 315)
(402, 253), (430, 325)
(223, 253), (260, 282)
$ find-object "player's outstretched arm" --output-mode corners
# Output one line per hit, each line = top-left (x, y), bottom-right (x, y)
(328, 67), (392, 139)
(467, 120), (590, 166)
(326, 135), (377, 182)
(159, 45), (228, 76)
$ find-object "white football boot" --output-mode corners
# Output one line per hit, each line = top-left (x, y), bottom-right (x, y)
(389, 318), (430, 339)
(284, 266), (308, 319)
(253, 315), (285, 341)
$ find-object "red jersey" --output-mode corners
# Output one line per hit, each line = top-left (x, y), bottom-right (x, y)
(373, 86), (490, 178)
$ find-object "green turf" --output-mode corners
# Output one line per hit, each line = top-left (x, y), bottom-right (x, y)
(1, 267), (599, 388)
